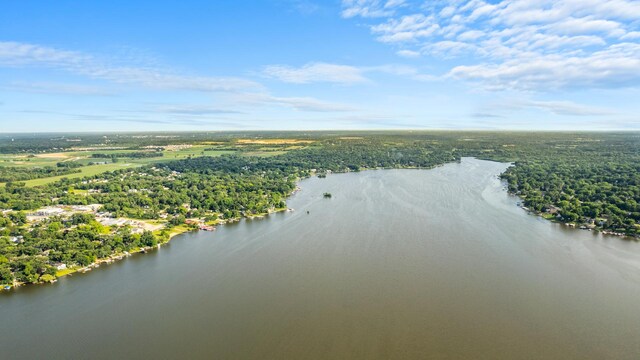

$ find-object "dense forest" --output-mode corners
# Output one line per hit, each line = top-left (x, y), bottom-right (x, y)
(0, 166), (80, 183)
(501, 155), (640, 233)
(1, 132), (638, 287)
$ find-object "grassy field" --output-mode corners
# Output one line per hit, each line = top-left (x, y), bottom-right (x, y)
(160, 146), (234, 159)
(21, 152), (236, 187)
(0, 141), (307, 187)
(236, 139), (315, 145)
(241, 150), (288, 157)
(22, 162), (145, 186)
(2, 149), (236, 187)
(0, 154), (69, 168)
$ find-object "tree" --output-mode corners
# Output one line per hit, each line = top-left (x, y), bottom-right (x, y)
(8, 212), (27, 226)
(39, 274), (56, 283)
(140, 231), (157, 247)
(0, 264), (13, 284)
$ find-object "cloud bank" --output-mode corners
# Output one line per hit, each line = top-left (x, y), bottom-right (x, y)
(342, 0), (640, 90)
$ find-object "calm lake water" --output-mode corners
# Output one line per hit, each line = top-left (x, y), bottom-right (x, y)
(2, 158), (640, 359)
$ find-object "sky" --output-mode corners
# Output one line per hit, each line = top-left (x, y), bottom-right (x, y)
(1, 0), (639, 132)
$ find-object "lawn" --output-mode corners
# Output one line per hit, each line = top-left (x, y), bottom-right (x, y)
(241, 150), (288, 157)
(1, 143), (286, 187)
(8, 149), (236, 187)
(22, 162), (142, 186)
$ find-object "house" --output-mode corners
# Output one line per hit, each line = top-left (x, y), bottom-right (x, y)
(70, 204), (102, 212)
(31, 207), (65, 217)
(131, 227), (145, 235)
(545, 205), (560, 214)
(97, 217), (128, 227)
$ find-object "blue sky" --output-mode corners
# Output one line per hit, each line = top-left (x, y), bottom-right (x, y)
(1, 0), (639, 132)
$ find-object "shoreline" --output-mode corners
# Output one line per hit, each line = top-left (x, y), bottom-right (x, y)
(5, 159), (635, 291)
(498, 163), (638, 241)
(510, 194), (638, 240)
(3, 205), (292, 292)
(55, 206), (292, 278)
(2, 169), (360, 292)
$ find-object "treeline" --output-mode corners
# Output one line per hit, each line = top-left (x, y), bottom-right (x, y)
(172, 140), (457, 176)
(0, 166), (80, 183)
(0, 131), (258, 153)
(56, 161), (84, 169)
(91, 151), (163, 159)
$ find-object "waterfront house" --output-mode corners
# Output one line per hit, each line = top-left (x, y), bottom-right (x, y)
(9, 236), (23, 243)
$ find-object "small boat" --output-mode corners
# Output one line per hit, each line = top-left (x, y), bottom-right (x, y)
(3, 286), (10, 290)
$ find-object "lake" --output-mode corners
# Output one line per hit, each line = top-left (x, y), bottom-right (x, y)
(2, 158), (640, 359)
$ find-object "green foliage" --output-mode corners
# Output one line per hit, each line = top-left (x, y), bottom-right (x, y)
(0, 166), (80, 182)
(501, 154), (640, 235)
(56, 161), (84, 169)
(1, 131), (638, 287)
(9, 212), (27, 226)
(91, 151), (163, 159)
(0, 213), (163, 285)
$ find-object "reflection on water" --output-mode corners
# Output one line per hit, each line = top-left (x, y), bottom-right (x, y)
(2, 158), (640, 359)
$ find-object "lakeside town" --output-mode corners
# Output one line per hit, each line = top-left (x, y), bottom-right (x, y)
(1, 171), (299, 290)
(1, 201), (216, 288)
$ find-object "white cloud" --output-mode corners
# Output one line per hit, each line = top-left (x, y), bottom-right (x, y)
(0, 41), (260, 92)
(449, 43), (640, 90)
(546, 17), (623, 36)
(226, 92), (356, 112)
(341, 0), (406, 18)
(341, 0), (640, 90)
(372, 14), (439, 42)
(0, 41), (88, 67)
(262, 62), (368, 84)
(270, 96), (356, 112)
(517, 99), (614, 116)
(620, 31), (640, 40)
(457, 30), (485, 41)
(5, 81), (115, 96)
(287, 0), (320, 15)
(155, 105), (244, 115)
(474, 98), (615, 118)
(263, 62), (435, 84)
(426, 40), (480, 57)
(0, 41), (362, 117)
(396, 49), (421, 57)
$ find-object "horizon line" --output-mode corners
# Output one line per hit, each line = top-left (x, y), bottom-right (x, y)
(1, 129), (640, 135)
